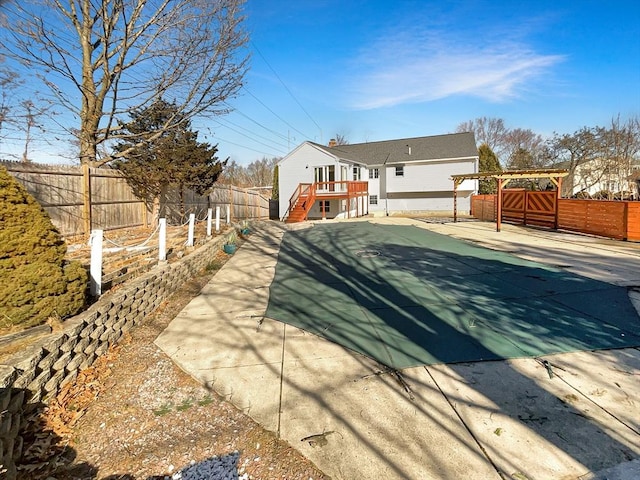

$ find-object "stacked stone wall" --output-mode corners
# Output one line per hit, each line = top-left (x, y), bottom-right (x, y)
(0, 235), (227, 478)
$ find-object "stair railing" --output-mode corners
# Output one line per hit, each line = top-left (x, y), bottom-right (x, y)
(283, 183), (312, 221)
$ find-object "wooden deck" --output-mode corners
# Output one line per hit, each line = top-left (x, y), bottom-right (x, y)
(285, 181), (368, 223)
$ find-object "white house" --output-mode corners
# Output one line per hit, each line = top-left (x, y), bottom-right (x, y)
(568, 158), (640, 199)
(278, 132), (478, 222)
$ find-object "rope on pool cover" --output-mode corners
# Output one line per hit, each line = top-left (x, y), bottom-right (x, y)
(355, 250), (381, 258)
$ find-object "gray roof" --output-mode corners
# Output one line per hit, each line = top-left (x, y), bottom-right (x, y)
(310, 132), (477, 166)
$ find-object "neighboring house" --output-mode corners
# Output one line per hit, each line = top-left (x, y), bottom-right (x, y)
(278, 132), (478, 222)
(566, 158), (640, 199)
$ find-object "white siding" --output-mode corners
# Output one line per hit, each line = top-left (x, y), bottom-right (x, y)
(278, 143), (336, 218)
(385, 159), (476, 193)
(386, 194), (472, 213)
(277, 142), (364, 218)
(278, 142), (478, 218)
(381, 159), (477, 214)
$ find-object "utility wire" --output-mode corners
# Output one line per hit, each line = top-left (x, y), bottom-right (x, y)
(209, 133), (284, 157)
(224, 102), (294, 144)
(212, 121), (288, 154)
(242, 87), (311, 141)
(214, 116), (290, 150)
(252, 41), (323, 141)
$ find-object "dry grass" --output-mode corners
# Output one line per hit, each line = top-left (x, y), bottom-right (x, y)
(16, 252), (327, 480)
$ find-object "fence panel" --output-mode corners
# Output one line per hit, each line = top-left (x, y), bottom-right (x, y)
(558, 199), (627, 240)
(2, 161), (270, 236)
(91, 168), (147, 231)
(502, 189), (525, 224)
(627, 202), (640, 241)
(470, 195), (496, 221)
(524, 191), (557, 228)
(472, 192), (639, 242)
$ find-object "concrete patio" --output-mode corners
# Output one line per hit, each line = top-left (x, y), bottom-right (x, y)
(155, 218), (640, 480)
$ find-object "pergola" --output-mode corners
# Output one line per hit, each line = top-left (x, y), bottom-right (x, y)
(451, 169), (569, 231)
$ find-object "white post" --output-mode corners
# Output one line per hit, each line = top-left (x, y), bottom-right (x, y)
(159, 218), (167, 261)
(89, 229), (103, 297)
(187, 213), (195, 247)
(215, 206), (221, 233)
(226, 205), (231, 224)
(206, 208), (213, 237)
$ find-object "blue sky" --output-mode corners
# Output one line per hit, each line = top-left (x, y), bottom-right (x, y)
(207, 0), (639, 165)
(1, 0), (638, 165)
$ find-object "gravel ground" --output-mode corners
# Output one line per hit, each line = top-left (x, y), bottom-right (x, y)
(17, 252), (328, 480)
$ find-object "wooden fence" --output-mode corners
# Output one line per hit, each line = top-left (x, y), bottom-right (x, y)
(471, 193), (640, 241)
(470, 194), (496, 222)
(2, 160), (269, 237)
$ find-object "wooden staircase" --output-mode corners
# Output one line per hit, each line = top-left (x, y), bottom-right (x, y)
(283, 180), (369, 223)
(284, 183), (315, 223)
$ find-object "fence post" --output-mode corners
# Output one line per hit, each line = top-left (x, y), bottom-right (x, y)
(187, 213), (195, 247)
(142, 201), (148, 228)
(216, 206), (221, 233)
(82, 163), (92, 237)
(229, 184), (233, 223)
(89, 229), (103, 297)
(159, 218), (167, 261)
(206, 208), (213, 237)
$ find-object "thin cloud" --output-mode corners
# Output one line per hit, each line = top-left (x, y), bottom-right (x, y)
(347, 32), (565, 110)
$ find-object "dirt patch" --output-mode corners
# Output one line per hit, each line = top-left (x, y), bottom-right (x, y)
(17, 251), (327, 480)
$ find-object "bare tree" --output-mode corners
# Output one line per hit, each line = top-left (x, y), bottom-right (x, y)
(599, 115), (640, 198)
(219, 156), (280, 187)
(456, 117), (508, 161)
(245, 156), (279, 186)
(546, 117), (640, 198)
(334, 133), (350, 146)
(546, 127), (599, 196)
(503, 128), (546, 168)
(218, 159), (248, 186)
(1, 0), (249, 166)
(0, 68), (21, 142)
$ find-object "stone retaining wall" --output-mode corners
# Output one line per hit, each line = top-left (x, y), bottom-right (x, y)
(0, 235), (227, 478)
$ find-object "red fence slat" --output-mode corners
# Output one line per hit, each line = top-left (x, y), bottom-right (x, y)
(471, 194), (639, 242)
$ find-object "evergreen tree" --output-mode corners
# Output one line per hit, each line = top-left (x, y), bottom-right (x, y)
(113, 99), (225, 210)
(478, 143), (502, 194)
(0, 166), (86, 329)
(272, 165), (279, 201)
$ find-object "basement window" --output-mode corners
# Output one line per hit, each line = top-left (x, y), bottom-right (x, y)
(370, 195), (378, 205)
(395, 166), (404, 177)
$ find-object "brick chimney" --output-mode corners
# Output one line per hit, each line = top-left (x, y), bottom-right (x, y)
(328, 138), (337, 147)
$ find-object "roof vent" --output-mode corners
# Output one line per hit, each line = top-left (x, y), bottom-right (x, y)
(407, 145), (412, 155)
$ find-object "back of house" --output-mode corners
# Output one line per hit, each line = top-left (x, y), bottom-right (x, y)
(277, 132), (478, 221)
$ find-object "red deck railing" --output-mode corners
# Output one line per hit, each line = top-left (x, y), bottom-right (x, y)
(285, 181), (369, 222)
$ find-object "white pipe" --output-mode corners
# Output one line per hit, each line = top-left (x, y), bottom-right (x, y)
(89, 229), (103, 296)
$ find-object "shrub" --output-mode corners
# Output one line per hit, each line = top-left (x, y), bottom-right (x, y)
(0, 166), (87, 329)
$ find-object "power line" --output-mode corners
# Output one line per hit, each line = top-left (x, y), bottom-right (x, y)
(212, 121), (288, 154)
(214, 116), (290, 151)
(242, 87), (311, 141)
(225, 102), (295, 144)
(209, 133), (283, 158)
(252, 41), (323, 142)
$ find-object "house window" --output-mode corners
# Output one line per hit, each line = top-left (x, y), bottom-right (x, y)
(369, 168), (379, 179)
(319, 200), (330, 212)
(395, 166), (404, 177)
(370, 195), (378, 205)
(353, 167), (361, 180)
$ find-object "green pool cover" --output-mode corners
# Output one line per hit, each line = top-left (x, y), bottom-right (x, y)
(265, 222), (640, 368)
